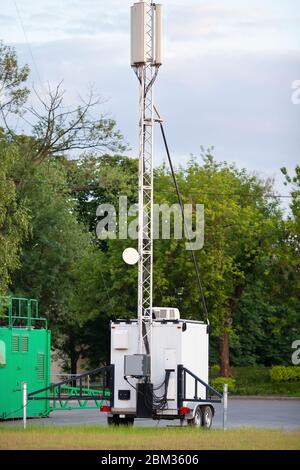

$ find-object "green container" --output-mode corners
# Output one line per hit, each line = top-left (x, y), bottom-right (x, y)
(0, 297), (51, 419)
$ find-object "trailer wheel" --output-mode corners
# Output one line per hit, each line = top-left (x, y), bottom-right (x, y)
(107, 415), (119, 426)
(108, 416), (134, 426)
(201, 406), (213, 429)
(122, 417), (134, 426)
(118, 417), (134, 426)
(187, 406), (202, 428)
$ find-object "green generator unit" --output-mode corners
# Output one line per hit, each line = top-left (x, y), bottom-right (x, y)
(0, 297), (51, 420)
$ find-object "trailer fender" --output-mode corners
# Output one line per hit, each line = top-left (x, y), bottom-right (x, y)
(185, 402), (215, 419)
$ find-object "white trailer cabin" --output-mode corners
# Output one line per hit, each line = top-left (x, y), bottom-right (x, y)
(107, 309), (220, 427)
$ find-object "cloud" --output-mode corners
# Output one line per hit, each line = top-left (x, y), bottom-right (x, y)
(22, 38), (299, 176)
(4, 0), (300, 53)
(0, 14), (14, 26)
(29, 13), (59, 22)
(1, 0), (299, 202)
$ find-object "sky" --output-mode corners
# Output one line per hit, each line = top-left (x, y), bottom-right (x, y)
(1, 0), (300, 206)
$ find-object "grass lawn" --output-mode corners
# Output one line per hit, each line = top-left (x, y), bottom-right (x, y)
(0, 427), (299, 450)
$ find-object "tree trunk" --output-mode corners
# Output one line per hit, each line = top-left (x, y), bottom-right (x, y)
(219, 285), (244, 377)
(219, 328), (231, 377)
(70, 351), (78, 376)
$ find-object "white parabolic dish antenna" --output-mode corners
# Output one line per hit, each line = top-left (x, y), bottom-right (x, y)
(122, 247), (139, 265)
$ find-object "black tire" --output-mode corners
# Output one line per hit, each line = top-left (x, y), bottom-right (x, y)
(123, 417), (134, 426)
(107, 415), (119, 426)
(187, 406), (202, 428)
(107, 415), (134, 426)
(201, 406), (213, 429)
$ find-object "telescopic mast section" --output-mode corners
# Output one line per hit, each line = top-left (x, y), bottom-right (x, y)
(131, 2), (162, 356)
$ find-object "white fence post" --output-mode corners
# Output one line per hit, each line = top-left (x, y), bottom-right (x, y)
(22, 381), (27, 430)
(223, 383), (228, 431)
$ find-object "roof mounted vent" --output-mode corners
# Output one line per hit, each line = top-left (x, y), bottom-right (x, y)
(152, 307), (180, 321)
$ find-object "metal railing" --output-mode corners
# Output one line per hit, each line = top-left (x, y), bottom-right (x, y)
(177, 365), (229, 429)
(0, 296), (47, 329)
(177, 364), (223, 409)
(50, 374), (90, 389)
(28, 365), (114, 411)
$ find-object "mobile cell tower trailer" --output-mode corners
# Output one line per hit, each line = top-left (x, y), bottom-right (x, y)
(105, 2), (222, 428)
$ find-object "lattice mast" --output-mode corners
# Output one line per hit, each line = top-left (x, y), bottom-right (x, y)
(131, 2), (162, 355)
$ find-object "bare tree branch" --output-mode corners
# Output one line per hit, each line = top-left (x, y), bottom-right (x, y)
(1, 41), (126, 162)
(20, 83), (127, 164)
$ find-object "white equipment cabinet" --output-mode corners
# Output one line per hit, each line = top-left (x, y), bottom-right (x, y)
(151, 320), (208, 411)
(108, 311), (219, 427)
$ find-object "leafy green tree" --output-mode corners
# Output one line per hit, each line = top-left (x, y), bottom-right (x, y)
(65, 154), (138, 237)
(70, 239), (138, 368)
(0, 42), (29, 118)
(153, 152), (283, 376)
(67, 151), (290, 374)
(9, 151), (138, 373)
(0, 131), (29, 293)
(63, 154), (139, 368)
(1, 40), (296, 376)
(10, 158), (95, 373)
(230, 272), (299, 367)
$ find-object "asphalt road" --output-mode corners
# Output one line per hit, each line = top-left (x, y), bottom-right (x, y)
(2, 399), (300, 429)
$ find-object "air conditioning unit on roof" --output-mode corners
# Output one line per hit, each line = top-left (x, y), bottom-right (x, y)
(152, 307), (180, 320)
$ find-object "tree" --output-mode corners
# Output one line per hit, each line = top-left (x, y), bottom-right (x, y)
(10, 157), (95, 373)
(153, 151), (283, 376)
(10, 151), (138, 373)
(231, 166), (300, 369)
(0, 41), (29, 119)
(0, 130), (29, 293)
(69, 240), (137, 368)
(281, 165), (300, 244)
(64, 153), (138, 237)
(67, 151), (288, 373)
(2, 35), (295, 373)
(61, 154), (139, 367)
(27, 84), (126, 164)
(0, 42), (126, 168)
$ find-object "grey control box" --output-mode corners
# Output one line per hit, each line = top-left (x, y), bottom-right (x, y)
(124, 354), (150, 378)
